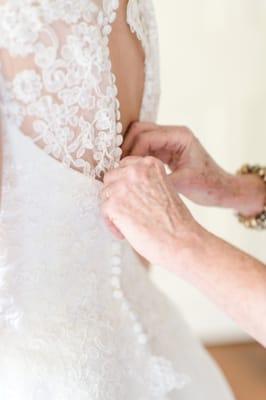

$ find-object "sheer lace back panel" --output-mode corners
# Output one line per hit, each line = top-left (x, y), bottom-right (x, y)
(0, 0), (160, 179)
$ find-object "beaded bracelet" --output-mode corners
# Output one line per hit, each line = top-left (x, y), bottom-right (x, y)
(237, 165), (266, 230)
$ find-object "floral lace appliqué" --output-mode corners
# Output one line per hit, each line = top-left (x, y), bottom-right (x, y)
(0, 0), (125, 178)
(0, 0), (160, 178)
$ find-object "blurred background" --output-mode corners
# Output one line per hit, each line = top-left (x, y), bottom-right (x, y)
(151, 1), (266, 398)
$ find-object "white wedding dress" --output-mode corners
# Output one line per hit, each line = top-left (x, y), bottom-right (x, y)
(0, 1), (235, 399)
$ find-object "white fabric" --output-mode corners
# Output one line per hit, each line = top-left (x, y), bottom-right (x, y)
(0, 1), (235, 399)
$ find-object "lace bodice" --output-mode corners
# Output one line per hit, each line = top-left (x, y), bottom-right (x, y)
(0, 2), (238, 400)
(0, 1), (189, 398)
(0, 0), (160, 178)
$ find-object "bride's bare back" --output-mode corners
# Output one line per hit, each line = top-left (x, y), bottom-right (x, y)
(110, 0), (145, 134)
(0, 0), (150, 179)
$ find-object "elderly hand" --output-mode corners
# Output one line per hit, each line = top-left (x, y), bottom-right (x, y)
(122, 123), (265, 216)
(101, 156), (202, 271)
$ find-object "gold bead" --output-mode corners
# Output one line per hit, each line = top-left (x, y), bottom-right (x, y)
(241, 165), (249, 174)
(250, 219), (257, 228)
(237, 164), (266, 230)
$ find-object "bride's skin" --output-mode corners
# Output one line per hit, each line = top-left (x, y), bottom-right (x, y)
(110, 0), (145, 134)
(0, 0), (145, 154)
(109, 0), (150, 268)
(0, 0), (145, 186)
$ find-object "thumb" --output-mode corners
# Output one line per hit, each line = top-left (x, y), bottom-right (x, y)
(167, 168), (190, 190)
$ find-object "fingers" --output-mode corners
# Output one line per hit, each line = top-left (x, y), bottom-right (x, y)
(102, 157), (164, 207)
(101, 182), (126, 240)
(122, 122), (157, 156)
(104, 165), (127, 185)
(104, 156), (142, 184)
(119, 156), (142, 167)
(128, 130), (170, 157)
(102, 215), (124, 240)
(101, 179), (131, 240)
(101, 182), (116, 202)
(101, 156), (172, 243)
(122, 123), (193, 166)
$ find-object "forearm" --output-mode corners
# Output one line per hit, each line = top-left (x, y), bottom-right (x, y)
(102, 153), (266, 345)
(176, 228), (266, 347)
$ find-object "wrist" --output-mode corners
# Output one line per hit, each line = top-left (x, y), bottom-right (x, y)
(216, 173), (265, 216)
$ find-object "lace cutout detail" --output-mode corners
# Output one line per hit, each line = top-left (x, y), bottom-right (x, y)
(0, 0), (160, 178)
(0, 1), (117, 177)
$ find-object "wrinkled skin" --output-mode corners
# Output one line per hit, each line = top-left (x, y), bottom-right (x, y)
(122, 123), (265, 216)
(100, 142), (266, 349)
(101, 156), (201, 271)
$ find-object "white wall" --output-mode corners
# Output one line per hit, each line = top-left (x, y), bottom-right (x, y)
(151, 0), (266, 344)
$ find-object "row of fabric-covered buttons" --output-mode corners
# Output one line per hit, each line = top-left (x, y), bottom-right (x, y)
(110, 240), (148, 345)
